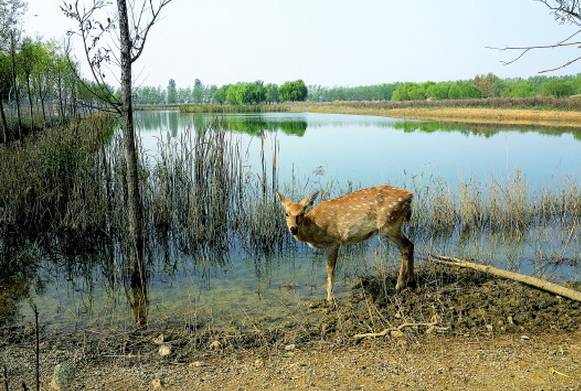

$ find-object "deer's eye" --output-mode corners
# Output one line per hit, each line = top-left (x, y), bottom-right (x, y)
(285, 212), (289, 217)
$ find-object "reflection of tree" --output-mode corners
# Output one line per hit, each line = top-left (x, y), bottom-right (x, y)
(0, 239), (40, 325)
(393, 121), (581, 140)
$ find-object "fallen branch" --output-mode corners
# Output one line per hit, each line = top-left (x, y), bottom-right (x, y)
(353, 315), (448, 341)
(428, 255), (581, 303)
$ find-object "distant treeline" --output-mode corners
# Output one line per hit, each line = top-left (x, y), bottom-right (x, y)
(308, 74), (581, 102)
(134, 73), (581, 107)
(133, 79), (308, 105)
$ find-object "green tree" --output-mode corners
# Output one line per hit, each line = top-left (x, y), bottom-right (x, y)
(540, 79), (575, 97)
(167, 78), (177, 104)
(426, 83), (450, 100)
(192, 78), (203, 103)
(473, 73), (500, 98)
(264, 83), (279, 103)
(279, 80), (307, 101)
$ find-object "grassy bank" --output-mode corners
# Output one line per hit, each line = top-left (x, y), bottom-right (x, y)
(288, 98), (581, 128)
(139, 97), (581, 128)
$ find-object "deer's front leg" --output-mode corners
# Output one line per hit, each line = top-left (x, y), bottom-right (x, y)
(326, 245), (339, 304)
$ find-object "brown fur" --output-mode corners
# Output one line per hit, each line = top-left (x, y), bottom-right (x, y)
(278, 185), (415, 303)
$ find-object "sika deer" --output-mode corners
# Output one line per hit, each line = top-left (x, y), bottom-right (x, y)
(277, 185), (415, 304)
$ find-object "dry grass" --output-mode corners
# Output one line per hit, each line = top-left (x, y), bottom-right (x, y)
(289, 102), (581, 128)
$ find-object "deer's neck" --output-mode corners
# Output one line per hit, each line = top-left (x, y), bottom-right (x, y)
(297, 214), (335, 247)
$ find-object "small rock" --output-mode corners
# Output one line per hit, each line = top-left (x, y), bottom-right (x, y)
(284, 344), (296, 351)
(189, 361), (205, 368)
(520, 335), (530, 341)
(158, 344), (172, 357)
(485, 324), (493, 332)
(151, 378), (164, 390)
(153, 334), (165, 345)
(507, 316), (514, 325)
(497, 319), (504, 327)
(50, 362), (75, 391)
(209, 340), (223, 350)
(390, 330), (405, 338)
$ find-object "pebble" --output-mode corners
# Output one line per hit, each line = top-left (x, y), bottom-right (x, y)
(190, 361), (205, 368)
(50, 362), (75, 391)
(210, 340), (223, 350)
(151, 378), (164, 390)
(159, 344), (172, 357)
(520, 335), (530, 341)
(153, 334), (165, 345)
(285, 344), (296, 351)
(390, 330), (405, 338)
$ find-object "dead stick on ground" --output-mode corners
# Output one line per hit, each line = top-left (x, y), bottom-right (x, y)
(427, 255), (581, 303)
(353, 315), (448, 341)
(31, 304), (40, 391)
(3, 364), (9, 391)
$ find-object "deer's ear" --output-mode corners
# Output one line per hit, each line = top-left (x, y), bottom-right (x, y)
(300, 191), (320, 208)
(276, 192), (291, 206)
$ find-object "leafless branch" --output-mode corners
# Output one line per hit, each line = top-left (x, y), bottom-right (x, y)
(535, 0), (581, 25)
(488, 1), (581, 72)
(539, 54), (581, 72)
(63, 38), (122, 114)
(486, 39), (581, 66)
(130, 0), (174, 63)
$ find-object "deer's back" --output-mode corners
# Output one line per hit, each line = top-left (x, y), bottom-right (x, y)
(308, 185), (413, 243)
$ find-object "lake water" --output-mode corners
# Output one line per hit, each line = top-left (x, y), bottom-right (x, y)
(137, 111), (581, 189)
(9, 111), (581, 330)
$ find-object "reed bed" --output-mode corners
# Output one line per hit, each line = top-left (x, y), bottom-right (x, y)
(1, 117), (579, 257)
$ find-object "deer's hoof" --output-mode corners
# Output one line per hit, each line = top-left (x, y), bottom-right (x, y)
(326, 297), (337, 309)
(396, 279), (416, 293)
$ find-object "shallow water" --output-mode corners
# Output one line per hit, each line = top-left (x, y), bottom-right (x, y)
(7, 112), (581, 330)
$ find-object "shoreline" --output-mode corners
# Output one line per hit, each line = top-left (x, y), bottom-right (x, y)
(2, 266), (579, 389)
(138, 99), (581, 129)
(288, 102), (581, 129)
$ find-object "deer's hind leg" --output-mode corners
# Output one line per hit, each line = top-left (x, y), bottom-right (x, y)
(326, 245), (339, 304)
(381, 225), (415, 292)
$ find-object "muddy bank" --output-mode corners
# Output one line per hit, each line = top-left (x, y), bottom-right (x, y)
(1, 265), (579, 389)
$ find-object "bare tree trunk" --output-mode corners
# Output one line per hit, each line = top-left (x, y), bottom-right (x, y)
(118, 0), (148, 327)
(37, 79), (46, 127)
(57, 75), (65, 123)
(10, 32), (22, 139)
(26, 75), (33, 131)
(0, 98), (8, 145)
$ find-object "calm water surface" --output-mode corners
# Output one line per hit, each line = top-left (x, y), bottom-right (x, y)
(137, 111), (581, 189)
(16, 112), (581, 329)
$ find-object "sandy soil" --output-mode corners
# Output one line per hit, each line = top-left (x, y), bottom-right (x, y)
(2, 266), (579, 390)
(77, 332), (580, 390)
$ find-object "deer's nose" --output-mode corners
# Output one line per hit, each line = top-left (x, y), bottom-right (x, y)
(290, 226), (298, 235)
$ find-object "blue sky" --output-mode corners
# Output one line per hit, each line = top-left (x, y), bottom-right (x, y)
(24, 0), (581, 87)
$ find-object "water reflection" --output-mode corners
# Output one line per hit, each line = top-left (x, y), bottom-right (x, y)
(137, 111), (581, 190)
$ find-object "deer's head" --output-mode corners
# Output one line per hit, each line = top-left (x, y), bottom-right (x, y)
(276, 191), (320, 236)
